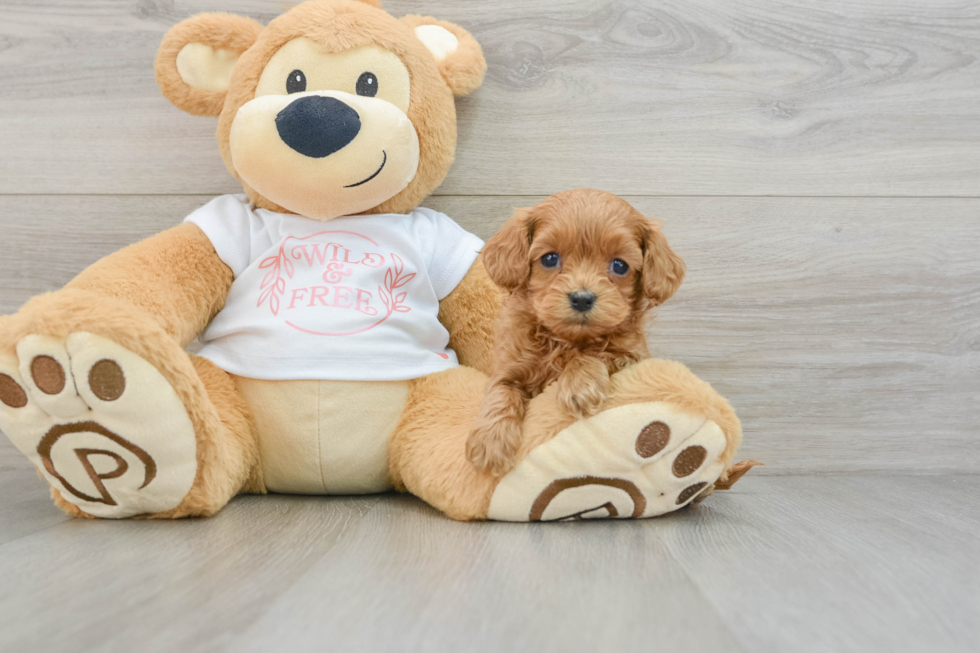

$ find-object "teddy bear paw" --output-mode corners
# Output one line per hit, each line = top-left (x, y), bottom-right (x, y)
(0, 333), (197, 518)
(488, 401), (727, 521)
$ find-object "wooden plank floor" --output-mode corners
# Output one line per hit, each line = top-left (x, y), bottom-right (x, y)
(1, 0), (979, 651)
(1, 439), (978, 653)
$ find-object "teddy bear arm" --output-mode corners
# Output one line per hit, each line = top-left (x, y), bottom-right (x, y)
(437, 255), (501, 376)
(63, 223), (233, 347)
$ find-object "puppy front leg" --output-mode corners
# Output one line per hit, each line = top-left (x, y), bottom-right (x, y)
(466, 380), (527, 476)
(556, 356), (610, 418)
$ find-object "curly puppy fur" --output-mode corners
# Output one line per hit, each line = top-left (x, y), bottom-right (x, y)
(465, 189), (686, 475)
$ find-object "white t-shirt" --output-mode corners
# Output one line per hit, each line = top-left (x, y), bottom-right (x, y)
(185, 195), (483, 381)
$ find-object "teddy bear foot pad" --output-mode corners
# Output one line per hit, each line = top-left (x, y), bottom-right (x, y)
(0, 333), (197, 518)
(488, 402), (726, 521)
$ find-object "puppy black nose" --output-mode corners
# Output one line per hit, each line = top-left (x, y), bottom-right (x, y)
(276, 96), (361, 158)
(568, 291), (596, 313)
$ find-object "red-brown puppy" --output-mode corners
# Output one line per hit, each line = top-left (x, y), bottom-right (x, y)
(466, 189), (687, 475)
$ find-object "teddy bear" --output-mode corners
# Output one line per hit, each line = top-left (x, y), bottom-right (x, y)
(0, 0), (743, 522)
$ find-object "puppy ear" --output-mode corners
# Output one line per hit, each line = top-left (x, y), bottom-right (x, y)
(155, 13), (264, 117)
(401, 16), (487, 96)
(640, 215), (686, 305)
(483, 207), (536, 291)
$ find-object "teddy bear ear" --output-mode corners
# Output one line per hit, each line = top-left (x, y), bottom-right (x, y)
(401, 16), (487, 97)
(155, 13), (264, 117)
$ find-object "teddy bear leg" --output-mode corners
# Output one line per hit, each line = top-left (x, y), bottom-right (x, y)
(488, 358), (743, 521)
(0, 330), (260, 519)
(388, 359), (742, 522)
(181, 354), (264, 506)
(387, 366), (498, 521)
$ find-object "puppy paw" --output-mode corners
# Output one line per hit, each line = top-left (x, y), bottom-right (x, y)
(466, 419), (522, 476)
(556, 359), (610, 417)
(557, 383), (606, 418)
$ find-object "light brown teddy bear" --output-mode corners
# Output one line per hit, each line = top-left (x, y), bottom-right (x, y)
(0, 0), (743, 522)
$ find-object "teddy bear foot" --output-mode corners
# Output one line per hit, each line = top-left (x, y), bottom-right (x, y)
(0, 332), (197, 518)
(488, 401), (726, 521)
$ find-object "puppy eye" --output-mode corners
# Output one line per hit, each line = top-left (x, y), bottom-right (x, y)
(286, 70), (307, 94)
(541, 252), (561, 269)
(610, 259), (629, 276)
(356, 72), (378, 97)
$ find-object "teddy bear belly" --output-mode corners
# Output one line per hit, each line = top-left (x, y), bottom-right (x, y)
(232, 376), (410, 494)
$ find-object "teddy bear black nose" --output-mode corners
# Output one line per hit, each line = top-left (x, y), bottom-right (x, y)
(275, 96), (361, 159)
(568, 291), (596, 313)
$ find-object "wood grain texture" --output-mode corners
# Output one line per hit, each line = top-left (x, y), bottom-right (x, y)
(0, 434), (976, 653)
(653, 474), (980, 653)
(2, 194), (977, 473)
(222, 496), (745, 653)
(0, 462), (70, 547)
(0, 0), (979, 196)
(0, 438), (385, 652)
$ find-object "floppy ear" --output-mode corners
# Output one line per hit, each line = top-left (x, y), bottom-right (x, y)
(401, 16), (487, 96)
(483, 207), (536, 291)
(639, 214), (686, 305)
(155, 13), (264, 117)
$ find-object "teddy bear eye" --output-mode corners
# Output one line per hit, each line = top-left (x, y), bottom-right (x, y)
(610, 259), (629, 276)
(541, 252), (561, 269)
(356, 72), (378, 97)
(286, 69), (307, 94)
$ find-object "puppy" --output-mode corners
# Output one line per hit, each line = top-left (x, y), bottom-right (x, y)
(466, 189), (686, 476)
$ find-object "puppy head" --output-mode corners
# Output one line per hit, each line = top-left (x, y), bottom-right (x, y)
(483, 189), (685, 341)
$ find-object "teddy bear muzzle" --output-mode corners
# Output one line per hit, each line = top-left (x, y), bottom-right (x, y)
(229, 89), (420, 221)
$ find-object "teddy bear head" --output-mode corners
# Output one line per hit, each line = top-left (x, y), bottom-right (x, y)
(155, 0), (485, 220)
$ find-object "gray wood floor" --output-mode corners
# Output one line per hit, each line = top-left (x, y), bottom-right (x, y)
(2, 435), (978, 653)
(1, 0), (979, 651)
